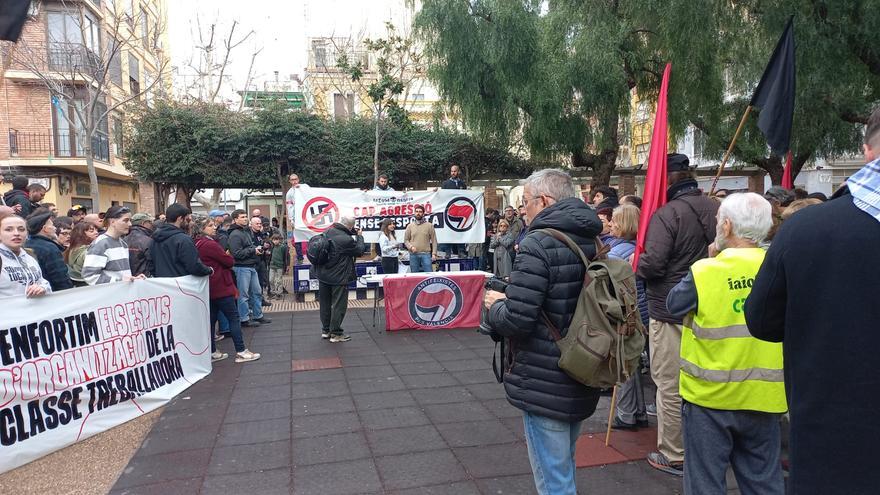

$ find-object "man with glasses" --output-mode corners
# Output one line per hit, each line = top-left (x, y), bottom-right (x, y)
(285, 173), (308, 263)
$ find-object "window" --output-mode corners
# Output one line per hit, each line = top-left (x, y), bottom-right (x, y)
(107, 35), (123, 86)
(72, 197), (93, 211)
(312, 41), (327, 68)
(411, 94), (425, 101)
(47, 10), (100, 72)
(112, 117), (124, 158)
(333, 93), (354, 119)
(123, 201), (137, 211)
(51, 93), (109, 161)
(128, 54), (140, 95)
(140, 8), (149, 50)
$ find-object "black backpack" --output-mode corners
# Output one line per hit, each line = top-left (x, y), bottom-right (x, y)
(307, 234), (332, 266)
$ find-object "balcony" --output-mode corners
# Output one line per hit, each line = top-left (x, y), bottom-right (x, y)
(8, 129), (110, 163)
(48, 43), (102, 75)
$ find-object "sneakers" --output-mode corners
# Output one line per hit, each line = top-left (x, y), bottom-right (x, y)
(241, 320), (261, 328)
(611, 417), (639, 431)
(261, 300), (272, 307)
(254, 316), (272, 324)
(646, 452), (683, 476)
(321, 332), (331, 339)
(235, 349), (261, 363)
(646, 404), (657, 417)
(213, 333), (227, 342)
(329, 334), (351, 343)
(211, 351), (228, 362)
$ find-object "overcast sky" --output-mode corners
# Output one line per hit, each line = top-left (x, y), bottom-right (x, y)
(168, 0), (414, 101)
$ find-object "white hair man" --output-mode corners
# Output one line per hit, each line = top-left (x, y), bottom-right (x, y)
(483, 169), (603, 495)
(666, 192), (785, 494)
(313, 216), (364, 342)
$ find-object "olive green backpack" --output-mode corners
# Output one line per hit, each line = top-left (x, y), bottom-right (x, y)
(535, 228), (646, 388)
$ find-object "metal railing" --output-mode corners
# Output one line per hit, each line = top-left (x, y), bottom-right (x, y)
(47, 43), (102, 74)
(8, 128), (110, 162)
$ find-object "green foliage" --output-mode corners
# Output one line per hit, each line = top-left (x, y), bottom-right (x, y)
(415, 0), (880, 184)
(124, 101), (533, 191)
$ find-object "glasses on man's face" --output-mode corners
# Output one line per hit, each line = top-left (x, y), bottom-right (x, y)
(59, 231), (71, 237)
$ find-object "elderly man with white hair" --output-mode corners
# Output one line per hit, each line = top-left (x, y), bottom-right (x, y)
(665, 192), (785, 495)
(314, 216), (364, 343)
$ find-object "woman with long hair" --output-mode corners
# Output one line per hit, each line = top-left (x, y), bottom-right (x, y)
(193, 216), (260, 363)
(378, 218), (399, 275)
(607, 204), (651, 431)
(66, 221), (100, 287)
(0, 213), (51, 298)
(490, 218), (515, 278)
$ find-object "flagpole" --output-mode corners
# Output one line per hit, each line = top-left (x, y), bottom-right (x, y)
(709, 105), (753, 195)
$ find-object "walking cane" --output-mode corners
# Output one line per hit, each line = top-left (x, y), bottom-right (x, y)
(605, 385), (618, 446)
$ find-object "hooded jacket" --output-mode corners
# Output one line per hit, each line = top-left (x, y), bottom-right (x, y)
(227, 223), (260, 267)
(0, 244), (52, 298)
(149, 223), (212, 278)
(487, 197), (603, 422)
(314, 223), (365, 285)
(195, 236), (237, 300)
(3, 189), (37, 217)
(25, 235), (73, 291)
(636, 180), (718, 323)
(124, 224), (153, 277)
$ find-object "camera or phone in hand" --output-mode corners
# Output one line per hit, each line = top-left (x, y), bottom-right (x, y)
(478, 277), (509, 340)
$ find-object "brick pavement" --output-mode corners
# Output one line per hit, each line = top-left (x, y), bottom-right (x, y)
(110, 309), (697, 494)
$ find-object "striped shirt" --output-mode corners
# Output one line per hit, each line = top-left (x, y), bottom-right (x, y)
(82, 234), (132, 285)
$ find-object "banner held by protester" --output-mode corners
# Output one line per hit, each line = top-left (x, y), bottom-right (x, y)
(292, 188), (485, 244)
(0, 276), (212, 474)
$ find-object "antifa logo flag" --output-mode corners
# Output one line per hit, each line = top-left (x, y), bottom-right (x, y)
(750, 17), (796, 157)
(0, 0), (30, 42)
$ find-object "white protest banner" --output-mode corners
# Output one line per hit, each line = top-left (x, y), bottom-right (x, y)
(0, 276), (211, 473)
(293, 187), (485, 243)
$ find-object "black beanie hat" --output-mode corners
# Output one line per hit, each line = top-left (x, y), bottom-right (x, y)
(666, 153), (691, 172)
(12, 176), (28, 190)
(165, 203), (192, 223)
(26, 211), (53, 235)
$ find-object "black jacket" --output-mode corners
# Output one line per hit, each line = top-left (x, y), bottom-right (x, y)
(3, 189), (37, 217)
(314, 223), (365, 286)
(228, 224), (260, 267)
(25, 235), (73, 291)
(149, 223), (212, 278)
(124, 225), (153, 277)
(440, 177), (467, 189)
(636, 180), (718, 323)
(487, 197), (602, 422)
(745, 188), (880, 495)
(216, 228), (230, 251)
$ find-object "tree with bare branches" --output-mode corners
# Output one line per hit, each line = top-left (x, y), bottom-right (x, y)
(3, 0), (169, 207)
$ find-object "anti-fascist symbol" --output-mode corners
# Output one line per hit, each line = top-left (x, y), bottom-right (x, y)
(445, 197), (478, 232)
(408, 277), (463, 327)
(302, 197), (339, 233)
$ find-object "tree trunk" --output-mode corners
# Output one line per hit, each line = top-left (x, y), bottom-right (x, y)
(174, 185), (192, 207)
(791, 151), (814, 184)
(755, 155), (784, 186)
(571, 148), (618, 188)
(85, 142), (101, 210)
(373, 108), (381, 187)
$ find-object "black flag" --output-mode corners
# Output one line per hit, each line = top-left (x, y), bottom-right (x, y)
(0, 0), (30, 42)
(750, 17), (796, 157)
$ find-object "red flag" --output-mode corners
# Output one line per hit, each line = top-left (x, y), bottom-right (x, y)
(782, 151), (793, 189)
(632, 63), (672, 270)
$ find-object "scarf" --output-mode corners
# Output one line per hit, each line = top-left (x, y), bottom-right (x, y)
(666, 178), (700, 202)
(847, 157), (880, 223)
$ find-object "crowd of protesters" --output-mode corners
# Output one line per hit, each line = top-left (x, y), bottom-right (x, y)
(3, 104), (879, 494)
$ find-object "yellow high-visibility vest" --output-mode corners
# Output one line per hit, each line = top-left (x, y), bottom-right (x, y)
(680, 248), (787, 413)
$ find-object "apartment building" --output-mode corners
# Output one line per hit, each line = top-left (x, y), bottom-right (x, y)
(0, 0), (169, 214)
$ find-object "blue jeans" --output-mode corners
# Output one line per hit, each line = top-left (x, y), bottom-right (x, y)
(522, 412), (582, 495)
(683, 401), (784, 495)
(233, 266), (263, 322)
(210, 296), (245, 353)
(217, 311), (230, 334)
(409, 253), (432, 273)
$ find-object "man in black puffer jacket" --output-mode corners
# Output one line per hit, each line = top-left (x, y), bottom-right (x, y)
(636, 153), (718, 476)
(484, 169), (601, 495)
(25, 211), (73, 291)
(314, 217), (364, 342)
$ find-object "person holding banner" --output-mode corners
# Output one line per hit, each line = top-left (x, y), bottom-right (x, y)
(404, 205), (437, 272)
(0, 213), (52, 298)
(82, 206), (145, 285)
